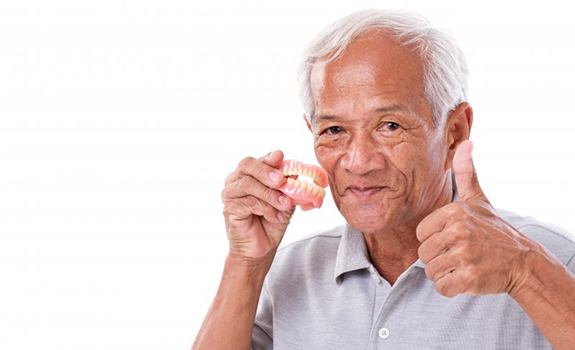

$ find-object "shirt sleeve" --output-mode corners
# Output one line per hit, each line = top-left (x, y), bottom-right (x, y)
(251, 280), (273, 350)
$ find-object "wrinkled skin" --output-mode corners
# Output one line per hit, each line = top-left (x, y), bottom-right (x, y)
(306, 29), (534, 292)
(221, 151), (296, 262)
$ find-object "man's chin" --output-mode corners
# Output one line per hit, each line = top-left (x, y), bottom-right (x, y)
(342, 207), (391, 234)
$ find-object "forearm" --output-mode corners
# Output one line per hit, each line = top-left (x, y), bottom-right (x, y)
(510, 247), (575, 350)
(192, 254), (273, 350)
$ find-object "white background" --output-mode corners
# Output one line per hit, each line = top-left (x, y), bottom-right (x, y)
(1, 0), (574, 349)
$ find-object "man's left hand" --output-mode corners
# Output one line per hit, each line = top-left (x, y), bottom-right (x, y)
(416, 140), (537, 297)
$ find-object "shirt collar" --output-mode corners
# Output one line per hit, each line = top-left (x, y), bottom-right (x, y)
(333, 224), (371, 282)
(334, 224), (426, 282)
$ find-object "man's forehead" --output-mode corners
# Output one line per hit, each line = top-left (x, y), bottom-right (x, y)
(309, 30), (430, 125)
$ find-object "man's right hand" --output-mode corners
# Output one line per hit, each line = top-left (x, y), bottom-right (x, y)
(221, 150), (295, 262)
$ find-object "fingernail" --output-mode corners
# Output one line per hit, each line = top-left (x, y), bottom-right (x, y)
(269, 171), (282, 183)
(266, 150), (276, 160)
(279, 196), (291, 207)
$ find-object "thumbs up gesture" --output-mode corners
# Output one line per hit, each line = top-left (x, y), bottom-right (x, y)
(416, 140), (537, 297)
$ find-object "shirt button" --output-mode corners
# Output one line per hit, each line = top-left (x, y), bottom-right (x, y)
(378, 327), (390, 339)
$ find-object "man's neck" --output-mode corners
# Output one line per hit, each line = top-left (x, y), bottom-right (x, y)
(363, 179), (454, 285)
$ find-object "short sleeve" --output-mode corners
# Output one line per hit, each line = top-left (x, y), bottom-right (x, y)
(251, 280), (273, 350)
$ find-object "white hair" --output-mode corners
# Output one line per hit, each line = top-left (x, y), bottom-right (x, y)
(298, 9), (469, 129)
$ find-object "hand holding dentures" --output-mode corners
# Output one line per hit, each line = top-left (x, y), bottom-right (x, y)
(221, 150), (327, 261)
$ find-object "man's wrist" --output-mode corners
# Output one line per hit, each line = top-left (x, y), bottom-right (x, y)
(508, 241), (557, 299)
(225, 251), (276, 283)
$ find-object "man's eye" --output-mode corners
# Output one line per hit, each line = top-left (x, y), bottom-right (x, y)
(322, 126), (343, 135)
(382, 122), (400, 131)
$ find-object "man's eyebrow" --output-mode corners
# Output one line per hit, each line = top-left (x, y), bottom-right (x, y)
(315, 114), (340, 121)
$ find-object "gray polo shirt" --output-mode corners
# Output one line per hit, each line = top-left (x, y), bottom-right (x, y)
(252, 208), (575, 349)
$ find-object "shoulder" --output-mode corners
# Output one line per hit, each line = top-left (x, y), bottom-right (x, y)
(496, 207), (575, 265)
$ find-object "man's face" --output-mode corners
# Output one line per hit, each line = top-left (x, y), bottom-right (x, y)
(309, 30), (451, 235)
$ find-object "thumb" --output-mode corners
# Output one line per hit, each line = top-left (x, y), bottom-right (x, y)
(452, 140), (486, 201)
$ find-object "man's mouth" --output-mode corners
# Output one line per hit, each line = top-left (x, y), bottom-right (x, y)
(345, 186), (387, 198)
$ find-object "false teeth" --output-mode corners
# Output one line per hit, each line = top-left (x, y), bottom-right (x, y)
(278, 160), (328, 211)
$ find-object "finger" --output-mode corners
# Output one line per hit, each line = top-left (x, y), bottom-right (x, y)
(225, 195), (283, 224)
(236, 154), (286, 190)
(225, 150), (285, 186)
(278, 205), (296, 222)
(424, 249), (459, 282)
(416, 202), (461, 242)
(434, 267), (472, 298)
(453, 140), (486, 202)
(224, 175), (293, 212)
(417, 221), (468, 263)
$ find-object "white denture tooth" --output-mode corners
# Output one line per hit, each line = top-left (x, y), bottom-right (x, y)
(312, 184), (323, 196)
(294, 179), (302, 190)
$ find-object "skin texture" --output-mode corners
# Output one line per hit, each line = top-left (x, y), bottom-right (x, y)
(307, 29), (460, 281)
(305, 29), (575, 349)
(194, 28), (575, 350)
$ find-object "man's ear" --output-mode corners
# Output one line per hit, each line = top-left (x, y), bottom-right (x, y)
(444, 102), (473, 171)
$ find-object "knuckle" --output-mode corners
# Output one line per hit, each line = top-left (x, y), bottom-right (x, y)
(417, 245), (426, 260)
(427, 259), (442, 279)
(265, 188), (280, 205)
(443, 203), (458, 216)
(244, 196), (259, 209)
(451, 221), (470, 240)
(425, 265), (436, 280)
(446, 203), (465, 217)
(459, 240), (473, 255)
(436, 281), (450, 296)
(235, 175), (250, 189)
(224, 171), (236, 185)
(238, 156), (256, 170)
(415, 224), (426, 241)
(460, 268), (476, 289)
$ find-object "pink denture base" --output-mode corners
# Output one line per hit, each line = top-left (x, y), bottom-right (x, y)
(278, 160), (328, 211)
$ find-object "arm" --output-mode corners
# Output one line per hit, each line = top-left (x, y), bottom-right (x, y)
(192, 150), (295, 350)
(192, 254), (272, 350)
(510, 249), (575, 350)
(416, 140), (575, 348)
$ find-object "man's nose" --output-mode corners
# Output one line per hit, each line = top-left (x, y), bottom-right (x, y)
(340, 134), (380, 175)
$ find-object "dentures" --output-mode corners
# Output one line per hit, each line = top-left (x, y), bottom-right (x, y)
(278, 160), (328, 211)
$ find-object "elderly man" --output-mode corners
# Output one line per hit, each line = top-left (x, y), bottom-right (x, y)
(193, 10), (575, 349)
